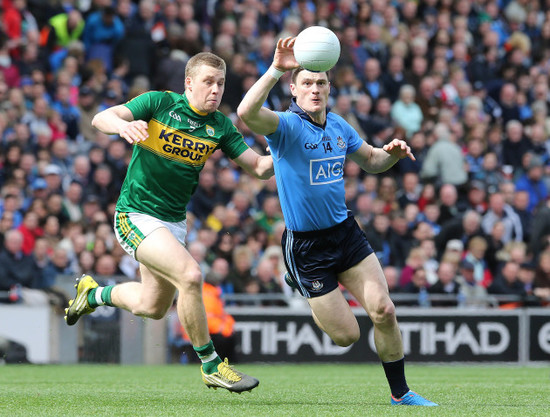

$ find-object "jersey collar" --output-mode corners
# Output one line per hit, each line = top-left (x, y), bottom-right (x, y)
(182, 92), (209, 117)
(288, 98), (329, 129)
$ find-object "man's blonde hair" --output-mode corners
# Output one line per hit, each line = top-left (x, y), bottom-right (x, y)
(185, 52), (226, 79)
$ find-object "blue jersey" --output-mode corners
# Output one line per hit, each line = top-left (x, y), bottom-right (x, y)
(266, 100), (364, 231)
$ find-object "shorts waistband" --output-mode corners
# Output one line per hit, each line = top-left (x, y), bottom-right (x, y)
(288, 214), (354, 238)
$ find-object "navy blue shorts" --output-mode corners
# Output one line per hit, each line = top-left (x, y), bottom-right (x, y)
(282, 214), (374, 298)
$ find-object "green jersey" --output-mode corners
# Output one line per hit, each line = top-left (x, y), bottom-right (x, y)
(117, 91), (249, 222)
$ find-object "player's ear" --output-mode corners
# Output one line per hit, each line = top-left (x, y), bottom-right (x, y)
(185, 76), (192, 91)
(289, 83), (297, 97)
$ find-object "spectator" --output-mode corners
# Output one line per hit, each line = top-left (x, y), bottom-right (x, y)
(82, 5), (125, 73)
(420, 123), (468, 187)
(488, 260), (525, 304)
(17, 209), (42, 255)
(534, 251), (550, 303)
(0, 229), (46, 304)
(463, 236), (493, 288)
(481, 191), (523, 244)
(415, 76), (443, 124)
(254, 195), (282, 235)
(428, 260), (460, 307)
(399, 247), (427, 289)
(435, 210), (485, 259)
(514, 153), (548, 214)
(401, 266), (430, 307)
(0, 210), (15, 250)
(38, 245), (71, 310)
(253, 257), (284, 306)
(41, 9), (85, 53)
(436, 184), (461, 226)
(501, 120), (532, 170)
(529, 199), (550, 258)
(332, 94), (366, 138)
(390, 84), (423, 139)
(517, 261), (539, 304)
(361, 58), (386, 101)
(116, 0), (159, 80)
(455, 259), (491, 308)
(226, 244), (254, 294)
(396, 172), (421, 210)
(382, 55), (406, 103)
(383, 265), (401, 294)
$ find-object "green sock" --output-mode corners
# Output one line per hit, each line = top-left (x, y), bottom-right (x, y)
(88, 286), (115, 308)
(194, 341), (221, 374)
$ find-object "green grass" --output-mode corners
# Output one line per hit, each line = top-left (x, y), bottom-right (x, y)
(0, 364), (548, 417)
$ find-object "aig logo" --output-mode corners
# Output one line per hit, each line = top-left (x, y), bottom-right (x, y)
(305, 143), (318, 149)
(310, 156), (345, 185)
(169, 111), (181, 122)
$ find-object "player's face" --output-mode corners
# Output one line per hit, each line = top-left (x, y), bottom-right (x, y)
(185, 65), (225, 113)
(291, 71), (330, 117)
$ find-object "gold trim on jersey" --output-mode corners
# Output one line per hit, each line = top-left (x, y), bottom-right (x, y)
(140, 119), (218, 166)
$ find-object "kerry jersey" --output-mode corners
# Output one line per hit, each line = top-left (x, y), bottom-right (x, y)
(266, 101), (364, 232)
(117, 91), (249, 222)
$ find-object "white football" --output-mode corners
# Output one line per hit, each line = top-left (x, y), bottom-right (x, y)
(293, 26), (341, 72)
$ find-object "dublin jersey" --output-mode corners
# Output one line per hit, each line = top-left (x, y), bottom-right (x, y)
(118, 91), (249, 222)
(266, 100), (364, 231)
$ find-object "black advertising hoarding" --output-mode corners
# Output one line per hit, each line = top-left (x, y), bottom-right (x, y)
(230, 309), (521, 363)
(528, 311), (550, 362)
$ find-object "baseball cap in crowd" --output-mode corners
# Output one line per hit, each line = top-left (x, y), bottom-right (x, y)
(446, 239), (464, 252)
(473, 81), (485, 91)
(79, 86), (94, 96)
(527, 154), (544, 170)
(459, 259), (474, 270)
(20, 76), (33, 87)
(519, 261), (536, 270)
(469, 180), (486, 192)
(105, 90), (118, 100)
(84, 195), (100, 205)
(31, 177), (47, 190)
(44, 164), (63, 176)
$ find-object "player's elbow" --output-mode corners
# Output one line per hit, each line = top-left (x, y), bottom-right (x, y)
(91, 113), (101, 129)
(236, 104), (251, 123)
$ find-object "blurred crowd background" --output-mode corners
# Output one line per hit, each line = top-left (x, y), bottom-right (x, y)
(1, 0), (550, 312)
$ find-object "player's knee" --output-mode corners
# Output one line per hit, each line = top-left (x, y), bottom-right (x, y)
(330, 323), (360, 346)
(178, 266), (203, 292)
(145, 307), (168, 320)
(333, 331), (360, 347)
(333, 330), (360, 347)
(370, 299), (396, 327)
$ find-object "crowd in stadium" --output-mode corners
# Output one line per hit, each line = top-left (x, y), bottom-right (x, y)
(1, 0), (550, 310)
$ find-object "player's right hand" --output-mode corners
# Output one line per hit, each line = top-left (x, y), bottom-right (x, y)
(273, 37), (300, 72)
(119, 120), (149, 144)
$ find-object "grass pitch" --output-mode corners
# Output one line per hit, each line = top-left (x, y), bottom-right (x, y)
(0, 363), (548, 417)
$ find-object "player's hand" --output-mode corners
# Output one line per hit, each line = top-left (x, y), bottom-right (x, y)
(383, 138), (416, 161)
(273, 37), (300, 72)
(119, 120), (149, 144)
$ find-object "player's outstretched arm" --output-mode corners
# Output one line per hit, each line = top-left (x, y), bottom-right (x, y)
(233, 148), (274, 180)
(348, 139), (415, 174)
(92, 105), (149, 144)
(237, 37), (299, 135)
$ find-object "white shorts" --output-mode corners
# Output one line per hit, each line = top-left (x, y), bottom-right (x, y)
(113, 211), (187, 259)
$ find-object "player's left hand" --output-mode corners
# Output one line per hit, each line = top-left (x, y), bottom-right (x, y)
(383, 138), (416, 161)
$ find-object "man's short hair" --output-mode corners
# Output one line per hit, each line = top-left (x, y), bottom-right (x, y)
(291, 67), (329, 84)
(185, 52), (226, 79)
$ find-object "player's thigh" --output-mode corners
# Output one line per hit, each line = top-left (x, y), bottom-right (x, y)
(137, 262), (177, 312)
(338, 253), (392, 315)
(136, 227), (200, 287)
(307, 287), (359, 340)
